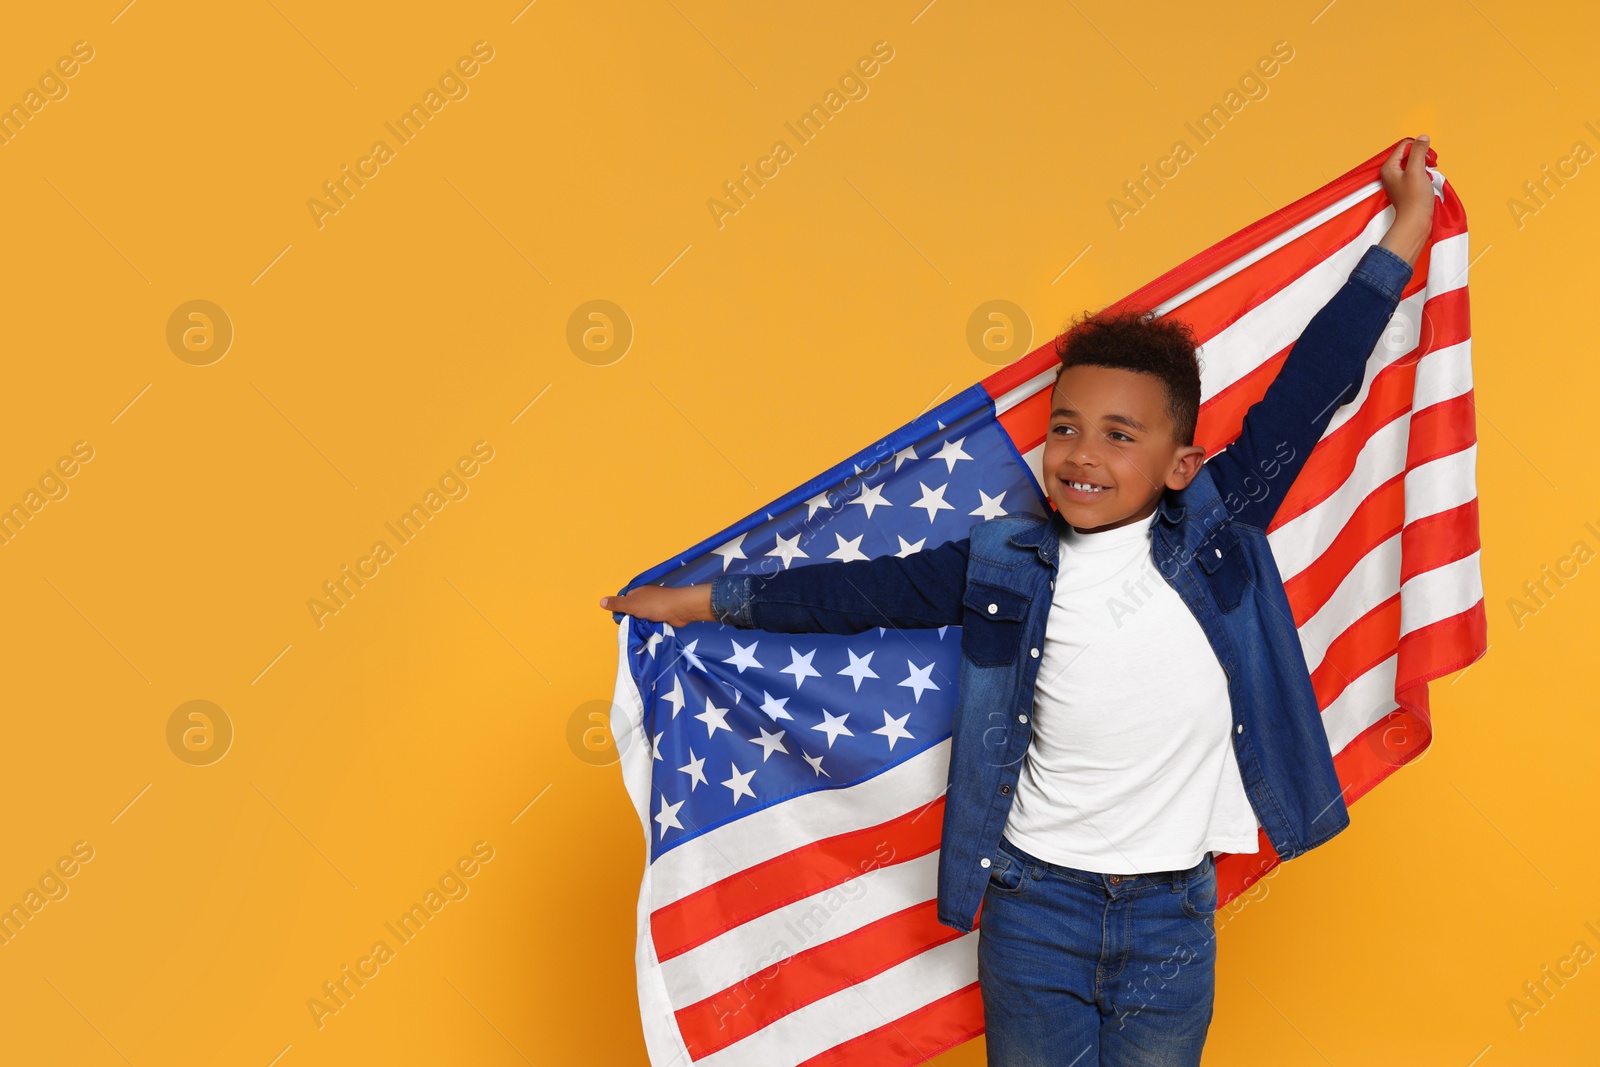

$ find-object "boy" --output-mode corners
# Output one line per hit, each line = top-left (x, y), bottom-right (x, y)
(602, 136), (1437, 1065)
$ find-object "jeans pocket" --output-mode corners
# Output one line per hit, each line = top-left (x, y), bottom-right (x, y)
(986, 847), (1026, 895)
(1181, 855), (1217, 920)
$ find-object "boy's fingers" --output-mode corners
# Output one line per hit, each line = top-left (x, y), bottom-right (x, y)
(1410, 134), (1431, 183)
(1384, 138), (1409, 176)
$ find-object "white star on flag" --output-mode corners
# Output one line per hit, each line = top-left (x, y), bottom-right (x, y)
(759, 690), (794, 722)
(970, 489), (1009, 519)
(711, 534), (747, 571)
(677, 751), (707, 790)
(694, 695), (731, 737)
(780, 647), (822, 689)
(654, 793), (684, 839)
(722, 762), (757, 804)
(931, 436), (973, 472)
(723, 639), (762, 673)
(837, 649), (880, 691)
(846, 481), (892, 519)
(810, 708), (854, 748)
(748, 727), (789, 761)
(898, 661), (941, 703)
(911, 482), (955, 522)
(872, 710), (915, 751)
(766, 532), (809, 569)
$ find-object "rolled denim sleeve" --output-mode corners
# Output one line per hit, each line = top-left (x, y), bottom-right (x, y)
(1348, 243), (1413, 304)
(1203, 240), (1414, 532)
(705, 534), (971, 635)
(710, 572), (755, 628)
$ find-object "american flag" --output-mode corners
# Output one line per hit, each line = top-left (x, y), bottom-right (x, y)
(607, 139), (1485, 1066)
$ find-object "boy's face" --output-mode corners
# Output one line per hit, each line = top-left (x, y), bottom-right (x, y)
(1044, 364), (1206, 533)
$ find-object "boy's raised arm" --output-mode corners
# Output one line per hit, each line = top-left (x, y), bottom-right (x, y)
(1205, 135), (1437, 532)
(601, 535), (972, 635)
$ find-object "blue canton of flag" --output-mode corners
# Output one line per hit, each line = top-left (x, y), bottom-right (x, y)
(620, 388), (1047, 863)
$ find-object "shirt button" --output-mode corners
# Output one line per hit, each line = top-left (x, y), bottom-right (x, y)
(1018, 714), (1028, 723)
(1215, 548), (1222, 558)
(980, 857), (991, 868)
(1000, 784), (1011, 795)
(1049, 580), (1055, 589)
(987, 603), (998, 614)
(1236, 724), (1244, 734)
(1030, 647), (1039, 658)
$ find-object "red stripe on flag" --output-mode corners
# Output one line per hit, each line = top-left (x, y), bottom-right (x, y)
(1250, 287), (1470, 533)
(1397, 601), (1487, 697)
(1157, 190), (1391, 345)
(1416, 285), (1473, 355)
(992, 197), (1392, 458)
(673, 900), (964, 1058)
(993, 207), (1466, 464)
(1400, 498), (1482, 587)
(1309, 594), (1401, 711)
(1105, 142), (1446, 318)
(1407, 388), (1478, 471)
(1268, 361), (1416, 532)
(1277, 388), (1478, 622)
(1399, 499), (1483, 585)
(981, 141), (1467, 431)
(995, 385), (1052, 456)
(1281, 473), (1406, 625)
(651, 796), (946, 962)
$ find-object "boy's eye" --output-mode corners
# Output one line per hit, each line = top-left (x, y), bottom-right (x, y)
(1051, 424), (1132, 442)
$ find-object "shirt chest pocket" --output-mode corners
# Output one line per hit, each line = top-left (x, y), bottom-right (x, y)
(1196, 525), (1249, 614)
(960, 580), (1029, 667)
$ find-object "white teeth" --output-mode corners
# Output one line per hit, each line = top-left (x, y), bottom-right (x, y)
(1067, 481), (1104, 492)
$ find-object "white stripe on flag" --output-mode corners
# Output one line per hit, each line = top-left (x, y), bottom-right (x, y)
(1269, 415), (1411, 582)
(614, 619), (698, 1067)
(1412, 338), (1475, 414)
(1319, 653), (1400, 754)
(647, 739), (951, 908)
(1193, 211), (1394, 405)
(1405, 445), (1479, 524)
(1297, 530), (1403, 673)
(1400, 551), (1485, 636)
(1152, 179), (1387, 315)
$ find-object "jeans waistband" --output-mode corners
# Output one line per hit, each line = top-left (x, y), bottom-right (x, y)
(998, 833), (1211, 889)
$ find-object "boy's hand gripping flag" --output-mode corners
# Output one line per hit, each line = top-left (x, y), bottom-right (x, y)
(605, 140), (1485, 1066)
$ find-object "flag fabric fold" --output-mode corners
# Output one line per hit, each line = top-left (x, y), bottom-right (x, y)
(608, 140), (1485, 1066)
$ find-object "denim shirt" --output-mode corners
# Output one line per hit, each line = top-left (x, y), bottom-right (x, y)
(707, 243), (1413, 933)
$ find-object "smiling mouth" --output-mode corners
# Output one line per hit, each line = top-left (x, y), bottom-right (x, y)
(1061, 478), (1111, 495)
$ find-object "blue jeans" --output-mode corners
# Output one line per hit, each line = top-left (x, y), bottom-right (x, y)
(977, 834), (1218, 1066)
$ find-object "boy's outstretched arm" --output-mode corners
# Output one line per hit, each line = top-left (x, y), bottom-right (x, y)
(1205, 135), (1437, 532)
(600, 534), (972, 635)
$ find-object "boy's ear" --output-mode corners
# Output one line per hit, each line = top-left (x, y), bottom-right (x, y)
(1166, 445), (1207, 489)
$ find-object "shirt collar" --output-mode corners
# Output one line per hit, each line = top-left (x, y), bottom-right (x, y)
(1006, 484), (1192, 564)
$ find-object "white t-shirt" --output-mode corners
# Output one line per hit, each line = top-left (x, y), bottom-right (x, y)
(1000, 507), (1260, 873)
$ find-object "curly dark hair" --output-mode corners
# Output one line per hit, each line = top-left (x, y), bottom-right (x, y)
(1052, 307), (1202, 447)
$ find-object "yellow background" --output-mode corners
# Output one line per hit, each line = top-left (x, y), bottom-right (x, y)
(0, 1), (1593, 1063)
